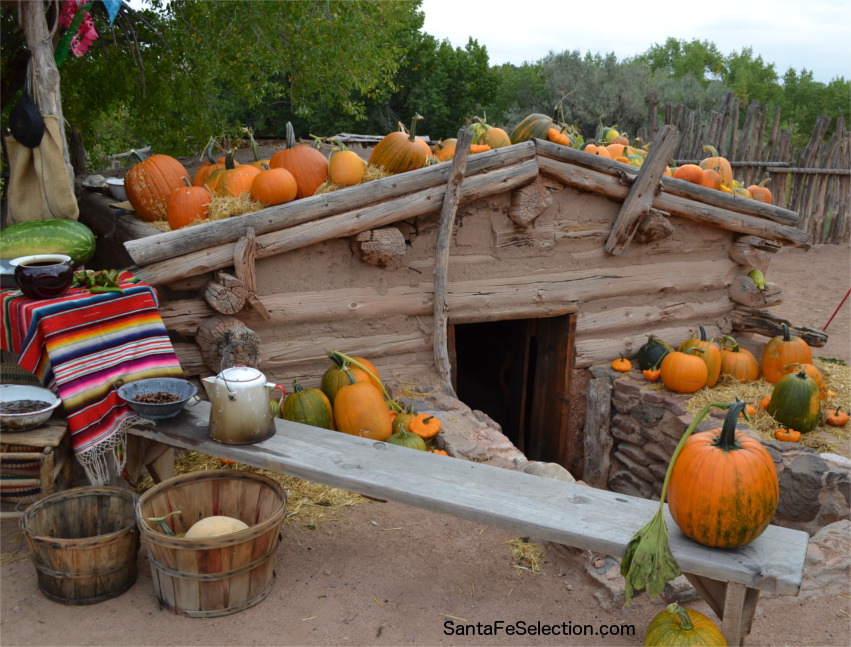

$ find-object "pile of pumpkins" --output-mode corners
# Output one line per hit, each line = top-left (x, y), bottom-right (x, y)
(272, 351), (445, 454)
(612, 323), (847, 441)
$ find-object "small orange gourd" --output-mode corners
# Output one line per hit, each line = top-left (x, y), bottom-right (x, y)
(611, 354), (632, 373)
(825, 407), (850, 427)
(774, 427), (802, 443)
(642, 367), (662, 382)
(409, 414), (441, 439)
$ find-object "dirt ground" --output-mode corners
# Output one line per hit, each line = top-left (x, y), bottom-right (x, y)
(1, 243), (849, 647)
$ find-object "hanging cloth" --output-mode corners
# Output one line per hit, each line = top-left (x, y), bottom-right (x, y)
(5, 115), (80, 223)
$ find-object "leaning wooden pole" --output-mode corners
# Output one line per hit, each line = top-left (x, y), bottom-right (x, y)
(433, 128), (473, 394)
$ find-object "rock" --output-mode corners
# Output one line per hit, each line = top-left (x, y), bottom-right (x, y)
(796, 519), (851, 600)
(524, 461), (576, 483)
(776, 453), (828, 523)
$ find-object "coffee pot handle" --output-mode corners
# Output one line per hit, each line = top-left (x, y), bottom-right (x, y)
(268, 383), (286, 406)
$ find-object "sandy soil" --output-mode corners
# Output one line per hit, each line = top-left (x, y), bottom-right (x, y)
(1, 244), (849, 647)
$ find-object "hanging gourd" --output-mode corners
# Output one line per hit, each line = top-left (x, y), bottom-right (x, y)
(249, 164), (297, 206)
(699, 144), (733, 187)
(678, 326), (722, 388)
(667, 400), (779, 548)
(767, 369), (821, 433)
(636, 335), (673, 371)
(167, 178), (211, 230)
(269, 122), (329, 199)
(368, 114), (431, 174)
(761, 323), (812, 384)
(281, 379), (334, 430)
(125, 151), (190, 222)
(329, 141), (366, 186)
(718, 335), (760, 383)
(333, 381), (392, 441)
(660, 348), (709, 393)
(643, 603), (727, 647)
(205, 150), (261, 197)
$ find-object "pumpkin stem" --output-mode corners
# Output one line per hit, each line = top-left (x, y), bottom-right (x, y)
(721, 335), (740, 352)
(285, 121), (297, 150)
(224, 149), (236, 170)
(407, 113), (424, 144)
(291, 379), (305, 394)
(201, 137), (218, 164)
(667, 604), (695, 631)
(246, 127), (261, 162)
(713, 399), (747, 452)
(658, 401), (736, 512)
(781, 322), (792, 342)
(308, 134), (324, 150)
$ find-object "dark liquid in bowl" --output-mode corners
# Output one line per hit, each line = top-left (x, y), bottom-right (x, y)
(15, 259), (74, 299)
(0, 399), (52, 414)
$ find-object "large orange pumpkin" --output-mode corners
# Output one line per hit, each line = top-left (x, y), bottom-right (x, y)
(761, 323), (812, 384)
(269, 122), (329, 199)
(333, 381), (392, 441)
(678, 326), (722, 388)
(660, 349), (708, 393)
(125, 152), (190, 222)
(667, 400), (779, 548)
(368, 114), (431, 174)
(719, 335), (760, 383)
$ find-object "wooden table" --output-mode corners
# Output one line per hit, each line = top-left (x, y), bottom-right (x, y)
(127, 401), (809, 646)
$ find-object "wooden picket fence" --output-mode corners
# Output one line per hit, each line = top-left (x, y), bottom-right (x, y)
(642, 92), (850, 244)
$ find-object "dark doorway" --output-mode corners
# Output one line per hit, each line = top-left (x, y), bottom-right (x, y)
(450, 314), (575, 465)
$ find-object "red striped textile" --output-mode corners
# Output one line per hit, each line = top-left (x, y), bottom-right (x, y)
(1, 272), (183, 483)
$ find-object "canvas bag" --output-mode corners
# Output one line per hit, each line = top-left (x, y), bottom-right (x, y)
(5, 115), (79, 224)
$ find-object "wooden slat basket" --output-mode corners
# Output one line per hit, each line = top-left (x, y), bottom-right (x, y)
(135, 469), (287, 617)
(20, 486), (140, 605)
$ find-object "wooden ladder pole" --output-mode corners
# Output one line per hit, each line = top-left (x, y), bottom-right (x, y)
(433, 128), (473, 393)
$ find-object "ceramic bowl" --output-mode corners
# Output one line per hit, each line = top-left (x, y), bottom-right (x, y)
(106, 177), (128, 202)
(0, 384), (62, 432)
(116, 377), (198, 421)
(11, 254), (75, 300)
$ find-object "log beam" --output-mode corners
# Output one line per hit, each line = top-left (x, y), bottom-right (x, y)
(729, 307), (828, 347)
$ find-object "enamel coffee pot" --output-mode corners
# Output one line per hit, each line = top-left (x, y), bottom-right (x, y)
(201, 365), (285, 444)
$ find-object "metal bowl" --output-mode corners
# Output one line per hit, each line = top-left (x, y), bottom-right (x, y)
(0, 384), (62, 432)
(116, 377), (197, 421)
(106, 177), (127, 202)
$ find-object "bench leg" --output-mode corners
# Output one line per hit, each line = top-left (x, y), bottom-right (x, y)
(684, 574), (760, 646)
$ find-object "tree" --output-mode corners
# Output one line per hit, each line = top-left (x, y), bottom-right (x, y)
(638, 38), (725, 83)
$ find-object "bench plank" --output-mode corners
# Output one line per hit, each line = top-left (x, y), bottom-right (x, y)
(128, 401), (807, 598)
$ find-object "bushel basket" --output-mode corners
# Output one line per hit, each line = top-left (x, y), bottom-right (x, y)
(135, 469), (286, 617)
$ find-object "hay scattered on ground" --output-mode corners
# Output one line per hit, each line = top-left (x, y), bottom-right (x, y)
(685, 358), (850, 457)
(505, 537), (543, 575)
(135, 450), (367, 528)
(0, 527), (27, 565)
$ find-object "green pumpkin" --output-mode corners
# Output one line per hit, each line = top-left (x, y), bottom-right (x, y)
(392, 411), (416, 436)
(386, 429), (426, 451)
(767, 369), (821, 433)
(282, 380), (335, 430)
(509, 113), (556, 144)
(636, 335), (673, 371)
(644, 603), (727, 646)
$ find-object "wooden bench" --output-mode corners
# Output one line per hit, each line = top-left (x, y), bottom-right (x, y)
(126, 401), (809, 646)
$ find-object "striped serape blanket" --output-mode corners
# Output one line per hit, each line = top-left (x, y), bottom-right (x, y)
(1, 272), (183, 485)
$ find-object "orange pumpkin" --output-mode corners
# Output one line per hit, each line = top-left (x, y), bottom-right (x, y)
(478, 125), (511, 149)
(368, 114), (431, 174)
(660, 348), (708, 393)
(642, 368), (662, 382)
(249, 166), (298, 206)
(192, 141), (231, 187)
(672, 164), (705, 184)
(761, 323), (812, 384)
(583, 144), (612, 158)
(699, 144), (733, 187)
(409, 413), (441, 439)
(333, 381), (392, 441)
(329, 146), (366, 186)
(747, 178), (772, 204)
(678, 326), (722, 387)
(699, 167), (723, 190)
(433, 138), (457, 162)
(667, 401), (779, 548)
(167, 179), (211, 230)
(719, 335), (760, 383)
(611, 354), (632, 373)
(547, 127), (572, 146)
(269, 122), (329, 199)
(205, 152), (261, 197)
(774, 427), (802, 442)
(125, 152), (190, 222)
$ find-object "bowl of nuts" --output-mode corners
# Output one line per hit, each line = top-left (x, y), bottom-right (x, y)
(0, 384), (62, 431)
(116, 377), (197, 421)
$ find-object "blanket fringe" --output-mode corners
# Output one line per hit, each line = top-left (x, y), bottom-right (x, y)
(74, 415), (154, 486)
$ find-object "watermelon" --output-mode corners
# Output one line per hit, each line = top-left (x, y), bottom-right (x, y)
(0, 220), (96, 267)
(510, 113), (557, 144)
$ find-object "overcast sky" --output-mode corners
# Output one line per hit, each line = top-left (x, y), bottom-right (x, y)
(420, 0), (851, 84)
